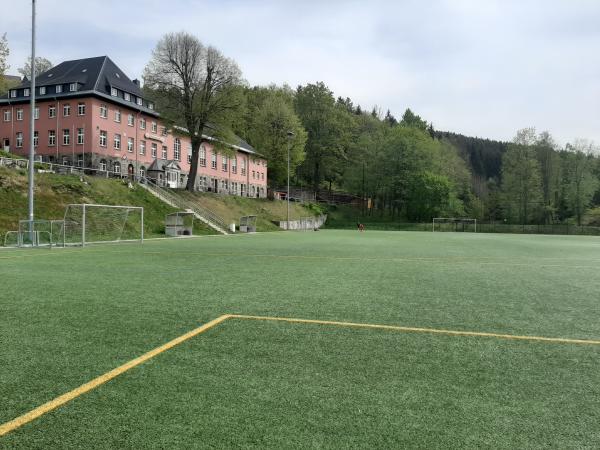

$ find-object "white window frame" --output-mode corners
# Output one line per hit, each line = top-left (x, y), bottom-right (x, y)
(140, 140), (146, 155)
(56, 85), (63, 94)
(33, 131), (39, 147)
(24, 88), (30, 97)
(211, 153), (217, 169)
(151, 143), (157, 158)
(63, 104), (71, 117)
(48, 130), (56, 146)
(174, 138), (181, 161)
(161, 146), (167, 160)
(111, 87), (118, 97)
(16, 109), (23, 121)
(16, 132), (23, 148)
(140, 118), (146, 130)
(114, 162), (121, 174)
(222, 156), (227, 172)
(114, 133), (121, 150)
(48, 106), (56, 118)
(136, 97), (143, 106)
(127, 114), (134, 126)
(100, 104), (107, 118)
(62, 129), (70, 146)
(99, 131), (107, 147)
(39, 86), (46, 95)
(69, 83), (77, 92)
(124, 92), (130, 101)
(115, 110), (121, 123)
(10, 90), (16, 98)
(2, 110), (9, 121)
(127, 137), (134, 153)
(77, 103), (85, 116)
(200, 145), (206, 166)
(34, 107), (39, 120)
(151, 122), (157, 133)
(99, 160), (107, 171)
(77, 128), (84, 145)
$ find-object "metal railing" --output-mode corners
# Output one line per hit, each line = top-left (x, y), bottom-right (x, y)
(140, 177), (230, 234)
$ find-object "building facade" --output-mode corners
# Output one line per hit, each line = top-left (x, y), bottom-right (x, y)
(0, 56), (267, 197)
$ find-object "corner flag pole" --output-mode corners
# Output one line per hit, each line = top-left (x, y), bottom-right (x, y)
(27, 0), (36, 228)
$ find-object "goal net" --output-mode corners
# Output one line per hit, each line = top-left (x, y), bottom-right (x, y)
(432, 217), (477, 232)
(60, 204), (144, 246)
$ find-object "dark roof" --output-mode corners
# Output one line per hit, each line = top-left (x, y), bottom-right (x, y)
(1, 56), (157, 116)
(2, 74), (21, 83)
(202, 123), (260, 157)
(147, 159), (181, 172)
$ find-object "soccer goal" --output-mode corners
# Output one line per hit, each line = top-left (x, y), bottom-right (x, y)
(432, 217), (477, 232)
(3, 219), (65, 248)
(60, 204), (144, 246)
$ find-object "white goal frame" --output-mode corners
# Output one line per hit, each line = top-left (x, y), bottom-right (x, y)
(432, 217), (477, 233)
(62, 203), (144, 247)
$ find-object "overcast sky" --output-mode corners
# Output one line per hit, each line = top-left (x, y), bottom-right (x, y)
(4, 0), (600, 145)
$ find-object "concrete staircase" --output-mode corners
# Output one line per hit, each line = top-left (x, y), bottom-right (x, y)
(139, 178), (230, 235)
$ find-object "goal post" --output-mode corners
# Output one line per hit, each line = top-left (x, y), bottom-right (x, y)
(61, 204), (144, 247)
(432, 217), (477, 233)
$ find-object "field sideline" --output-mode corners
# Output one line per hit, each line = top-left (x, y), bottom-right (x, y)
(1, 230), (600, 448)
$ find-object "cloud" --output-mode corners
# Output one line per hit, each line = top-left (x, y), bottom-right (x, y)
(5, 0), (600, 145)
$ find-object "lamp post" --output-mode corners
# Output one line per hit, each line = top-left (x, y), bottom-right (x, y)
(28, 0), (36, 236)
(286, 130), (294, 229)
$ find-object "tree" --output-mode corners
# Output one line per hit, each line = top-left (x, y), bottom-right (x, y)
(244, 90), (307, 186)
(535, 131), (561, 223)
(143, 32), (242, 191)
(501, 129), (543, 224)
(18, 56), (53, 78)
(0, 33), (10, 95)
(400, 108), (428, 130)
(562, 140), (598, 225)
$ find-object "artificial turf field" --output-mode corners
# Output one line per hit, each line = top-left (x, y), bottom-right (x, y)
(1, 230), (600, 448)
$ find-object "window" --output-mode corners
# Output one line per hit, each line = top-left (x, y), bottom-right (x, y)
(222, 156), (228, 172)
(62, 157), (69, 166)
(139, 167), (145, 178)
(49, 105), (56, 118)
(111, 87), (118, 97)
(99, 159), (107, 171)
(151, 122), (157, 133)
(48, 130), (56, 146)
(16, 132), (23, 148)
(24, 88), (30, 97)
(161, 146), (167, 160)
(2, 110), (9, 121)
(127, 137), (134, 153)
(199, 145), (206, 166)
(151, 143), (157, 158)
(231, 157), (237, 174)
(187, 143), (192, 164)
(33, 131), (38, 147)
(63, 104), (71, 117)
(124, 92), (130, 101)
(114, 133), (121, 150)
(114, 162), (121, 174)
(77, 103), (85, 116)
(62, 129), (70, 145)
(39, 86), (46, 95)
(56, 85), (62, 93)
(211, 153), (217, 169)
(77, 157), (83, 168)
(114, 110), (121, 123)
(148, 102), (154, 110)
(140, 140), (146, 155)
(127, 114), (134, 126)
(69, 83), (77, 92)
(34, 107), (39, 119)
(261, 172), (265, 180)
(10, 90), (16, 98)
(77, 128), (84, 145)
(100, 104), (107, 118)
(174, 138), (181, 161)
(241, 159), (246, 175)
(136, 97), (142, 106)
(99, 130), (107, 147)
(16, 109), (23, 121)
(161, 126), (167, 136)
(140, 118), (146, 130)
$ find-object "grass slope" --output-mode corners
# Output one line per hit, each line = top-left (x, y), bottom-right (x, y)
(1, 231), (600, 447)
(177, 190), (321, 231)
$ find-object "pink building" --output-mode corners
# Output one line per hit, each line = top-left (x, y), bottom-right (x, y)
(0, 56), (268, 197)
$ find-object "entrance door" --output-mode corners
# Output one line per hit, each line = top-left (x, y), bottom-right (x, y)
(128, 164), (134, 179)
(213, 178), (218, 193)
(3, 138), (9, 152)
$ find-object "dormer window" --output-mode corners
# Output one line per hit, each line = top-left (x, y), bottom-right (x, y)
(124, 93), (130, 101)
(10, 90), (16, 98)
(69, 83), (77, 92)
(24, 88), (30, 97)
(111, 87), (118, 97)
(148, 102), (154, 110)
(39, 86), (46, 95)
(56, 85), (63, 93)
(136, 97), (142, 106)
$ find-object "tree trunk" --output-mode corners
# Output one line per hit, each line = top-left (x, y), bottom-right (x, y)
(186, 128), (204, 191)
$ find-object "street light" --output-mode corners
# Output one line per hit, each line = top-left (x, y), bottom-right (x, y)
(286, 130), (294, 229)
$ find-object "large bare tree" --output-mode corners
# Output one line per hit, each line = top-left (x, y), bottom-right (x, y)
(143, 32), (242, 191)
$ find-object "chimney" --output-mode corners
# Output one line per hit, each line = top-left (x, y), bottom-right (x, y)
(133, 79), (140, 86)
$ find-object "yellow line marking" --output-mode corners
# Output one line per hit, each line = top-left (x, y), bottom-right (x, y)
(0, 314), (231, 438)
(229, 314), (600, 346)
(2, 312), (600, 438)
